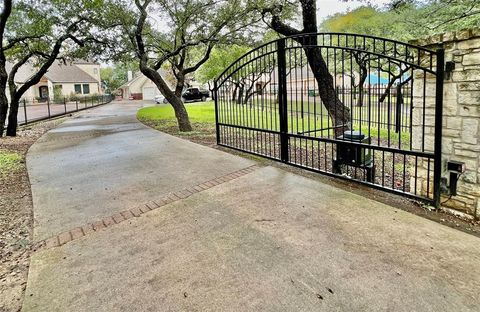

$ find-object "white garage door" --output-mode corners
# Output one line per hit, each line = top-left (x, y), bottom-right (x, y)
(143, 87), (156, 100)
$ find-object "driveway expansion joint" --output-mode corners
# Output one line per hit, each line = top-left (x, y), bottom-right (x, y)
(31, 164), (261, 253)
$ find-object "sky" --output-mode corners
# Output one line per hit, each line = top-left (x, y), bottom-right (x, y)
(317, 0), (392, 21)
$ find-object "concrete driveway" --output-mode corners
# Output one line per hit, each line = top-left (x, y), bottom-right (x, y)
(23, 101), (480, 311)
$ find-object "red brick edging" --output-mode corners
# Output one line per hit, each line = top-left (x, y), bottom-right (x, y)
(32, 165), (260, 252)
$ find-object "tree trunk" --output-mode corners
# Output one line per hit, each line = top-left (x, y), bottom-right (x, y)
(6, 97), (18, 136)
(174, 73), (185, 98)
(170, 73), (192, 132)
(207, 81), (215, 101)
(244, 80), (256, 105)
(138, 64), (192, 132)
(267, 0), (351, 137)
(169, 96), (192, 132)
(0, 65), (8, 137)
(303, 44), (350, 137)
(357, 67), (368, 107)
(0, 89), (7, 137)
(231, 83), (238, 102)
(236, 84), (244, 104)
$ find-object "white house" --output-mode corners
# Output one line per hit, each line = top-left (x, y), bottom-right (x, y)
(119, 69), (176, 100)
(6, 59), (102, 102)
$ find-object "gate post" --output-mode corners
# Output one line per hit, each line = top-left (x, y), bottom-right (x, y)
(214, 80), (220, 145)
(277, 39), (289, 163)
(433, 48), (445, 208)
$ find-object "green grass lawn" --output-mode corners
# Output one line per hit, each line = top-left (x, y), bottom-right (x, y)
(0, 151), (23, 176)
(137, 101), (216, 124)
(137, 102), (217, 145)
(137, 101), (411, 148)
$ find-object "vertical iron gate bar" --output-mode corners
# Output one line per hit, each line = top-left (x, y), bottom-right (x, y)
(433, 48), (445, 208)
(395, 85), (402, 133)
(214, 80), (220, 145)
(277, 39), (289, 163)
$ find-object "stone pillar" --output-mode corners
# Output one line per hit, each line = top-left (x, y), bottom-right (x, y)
(410, 29), (480, 219)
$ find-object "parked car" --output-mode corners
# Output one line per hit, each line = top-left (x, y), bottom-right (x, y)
(182, 88), (209, 102)
(154, 94), (167, 104)
(154, 87), (209, 104)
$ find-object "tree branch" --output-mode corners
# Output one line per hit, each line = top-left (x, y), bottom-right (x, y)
(183, 44), (213, 74)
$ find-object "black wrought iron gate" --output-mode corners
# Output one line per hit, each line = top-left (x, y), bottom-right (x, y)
(214, 33), (444, 206)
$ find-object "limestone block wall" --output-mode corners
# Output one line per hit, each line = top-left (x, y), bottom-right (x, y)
(411, 29), (480, 219)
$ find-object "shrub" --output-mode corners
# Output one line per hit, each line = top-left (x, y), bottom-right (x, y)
(53, 87), (64, 104)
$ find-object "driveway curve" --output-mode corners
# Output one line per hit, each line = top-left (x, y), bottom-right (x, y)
(27, 101), (254, 241)
(23, 100), (480, 312)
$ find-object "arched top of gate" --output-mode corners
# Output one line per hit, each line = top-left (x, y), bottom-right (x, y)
(215, 32), (441, 88)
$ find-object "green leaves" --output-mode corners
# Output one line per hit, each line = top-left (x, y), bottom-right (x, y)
(196, 45), (251, 83)
(320, 1), (480, 41)
(100, 61), (138, 92)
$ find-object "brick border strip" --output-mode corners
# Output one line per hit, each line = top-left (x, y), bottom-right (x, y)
(32, 164), (260, 252)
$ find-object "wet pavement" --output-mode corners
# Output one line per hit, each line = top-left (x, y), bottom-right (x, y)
(27, 101), (253, 241)
(22, 101), (480, 311)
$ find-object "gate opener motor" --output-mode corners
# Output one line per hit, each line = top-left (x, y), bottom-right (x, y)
(446, 160), (466, 196)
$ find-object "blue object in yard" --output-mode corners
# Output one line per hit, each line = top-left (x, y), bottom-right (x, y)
(367, 74), (389, 85)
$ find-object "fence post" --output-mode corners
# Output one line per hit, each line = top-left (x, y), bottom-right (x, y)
(214, 80), (220, 145)
(433, 48), (445, 208)
(23, 99), (28, 125)
(277, 38), (289, 163)
(47, 98), (51, 117)
(76, 99), (78, 111)
(64, 96), (67, 113)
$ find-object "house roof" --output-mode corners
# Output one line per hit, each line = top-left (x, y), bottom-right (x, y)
(119, 68), (173, 90)
(5, 62), (37, 84)
(119, 71), (144, 88)
(44, 61), (98, 83)
(72, 59), (100, 65)
(6, 60), (99, 84)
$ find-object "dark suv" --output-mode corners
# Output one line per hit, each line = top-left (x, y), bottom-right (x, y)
(182, 87), (209, 102)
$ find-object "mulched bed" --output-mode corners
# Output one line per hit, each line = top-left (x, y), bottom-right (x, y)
(0, 119), (65, 312)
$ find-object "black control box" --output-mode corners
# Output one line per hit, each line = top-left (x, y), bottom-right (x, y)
(447, 160), (465, 173)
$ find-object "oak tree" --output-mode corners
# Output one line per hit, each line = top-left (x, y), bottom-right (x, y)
(0, 0), (112, 136)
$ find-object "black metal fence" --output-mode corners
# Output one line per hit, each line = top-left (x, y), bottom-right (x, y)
(215, 33), (444, 206)
(11, 94), (114, 126)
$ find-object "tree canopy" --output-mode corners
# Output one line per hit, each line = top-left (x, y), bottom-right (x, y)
(196, 45), (251, 85)
(103, 0), (264, 131)
(321, 0), (480, 41)
(100, 61), (138, 93)
(0, 0), (114, 136)
(1, 0), (478, 136)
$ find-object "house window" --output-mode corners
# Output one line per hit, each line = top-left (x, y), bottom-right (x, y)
(74, 84), (82, 94)
(82, 84), (90, 94)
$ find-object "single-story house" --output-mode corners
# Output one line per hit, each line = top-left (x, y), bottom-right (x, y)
(255, 66), (392, 96)
(6, 59), (102, 102)
(119, 69), (174, 100)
